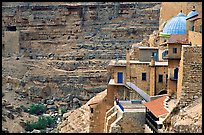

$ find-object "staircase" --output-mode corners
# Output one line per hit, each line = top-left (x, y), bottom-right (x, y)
(126, 82), (150, 102)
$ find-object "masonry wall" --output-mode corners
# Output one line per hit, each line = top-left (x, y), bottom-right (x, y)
(177, 45), (202, 108)
(130, 47), (140, 60)
(168, 44), (182, 59)
(113, 66), (126, 84)
(188, 31), (202, 46)
(130, 63), (150, 94)
(107, 85), (130, 102)
(194, 19), (202, 33)
(155, 66), (168, 95)
(167, 59), (180, 96)
(139, 49), (158, 62)
(111, 111), (146, 133)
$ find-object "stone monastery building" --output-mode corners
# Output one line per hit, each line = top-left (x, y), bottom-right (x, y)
(88, 6), (202, 133)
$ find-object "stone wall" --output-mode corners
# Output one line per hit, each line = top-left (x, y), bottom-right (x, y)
(155, 66), (168, 94)
(111, 111), (146, 133)
(113, 66), (127, 84)
(177, 45), (202, 108)
(139, 49), (158, 62)
(188, 31), (202, 46)
(130, 63), (150, 94)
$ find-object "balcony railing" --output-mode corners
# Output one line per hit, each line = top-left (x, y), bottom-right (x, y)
(118, 102), (124, 112)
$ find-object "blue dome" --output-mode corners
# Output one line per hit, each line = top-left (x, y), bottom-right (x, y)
(163, 12), (187, 35)
(186, 10), (198, 19)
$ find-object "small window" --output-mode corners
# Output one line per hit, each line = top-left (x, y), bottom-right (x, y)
(158, 74), (163, 83)
(142, 73), (146, 81)
(173, 48), (177, 54)
(6, 26), (16, 31)
(90, 108), (93, 113)
(166, 74), (168, 83)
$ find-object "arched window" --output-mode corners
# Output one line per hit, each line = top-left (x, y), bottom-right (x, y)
(162, 50), (168, 59)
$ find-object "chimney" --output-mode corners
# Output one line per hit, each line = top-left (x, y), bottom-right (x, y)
(126, 48), (130, 81)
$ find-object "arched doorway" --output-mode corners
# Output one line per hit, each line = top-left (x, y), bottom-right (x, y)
(157, 90), (167, 95)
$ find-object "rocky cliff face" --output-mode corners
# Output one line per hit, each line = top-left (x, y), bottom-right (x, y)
(2, 2), (161, 105)
(2, 2), (161, 133)
(57, 89), (107, 133)
(163, 97), (202, 133)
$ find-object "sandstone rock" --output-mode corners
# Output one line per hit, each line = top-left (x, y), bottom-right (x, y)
(47, 105), (58, 112)
(2, 128), (9, 133)
(6, 83), (13, 91)
(19, 121), (26, 128)
(73, 97), (80, 103)
(7, 111), (15, 119)
(46, 99), (54, 105)
(5, 104), (14, 111)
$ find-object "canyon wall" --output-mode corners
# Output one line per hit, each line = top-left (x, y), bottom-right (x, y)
(2, 2), (161, 103)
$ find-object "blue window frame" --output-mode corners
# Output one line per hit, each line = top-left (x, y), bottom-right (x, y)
(117, 72), (123, 83)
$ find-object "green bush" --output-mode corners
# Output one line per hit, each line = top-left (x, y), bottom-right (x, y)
(46, 116), (55, 128)
(61, 107), (67, 115)
(24, 116), (55, 131)
(28, 103), (46, 115)
(40, 129), (46, 133)
(25, 121), (35, 131)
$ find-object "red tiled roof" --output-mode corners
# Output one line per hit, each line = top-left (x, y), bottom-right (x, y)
(144, 96), (169, 118)
(167, 34), (189, 44)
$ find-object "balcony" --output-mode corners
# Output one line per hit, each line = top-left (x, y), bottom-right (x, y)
(108, 79), (125, 86)
(167, 53), (181, 60)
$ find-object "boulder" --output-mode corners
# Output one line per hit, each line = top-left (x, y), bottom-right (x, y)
(7, 111), (15, 119)
(31, 129), (41, 133)
(6, 83), (13, 91)
(46, 99), (54, 105)
(5, 104), (14, 111)
(15, 106), (23, 113)
(73, 97), (80, 103)
(19, 121), (26, 128)
(47, 105), (58, 112)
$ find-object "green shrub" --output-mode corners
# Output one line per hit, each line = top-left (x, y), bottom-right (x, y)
(40, 129), (46, 133)
(25, 121), (35, 131)
(46, 116), (55, 128)
(24, 116), (55, 131)
(35, 116), (47, 130)
(28, 103), (46, 115)
(61, 107), (67, 115)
